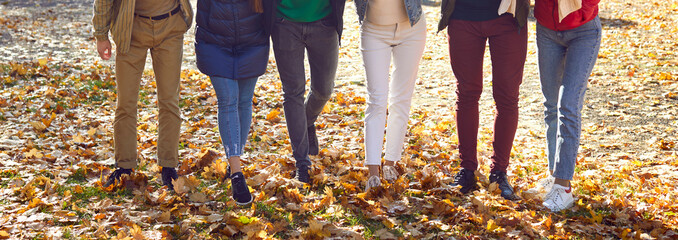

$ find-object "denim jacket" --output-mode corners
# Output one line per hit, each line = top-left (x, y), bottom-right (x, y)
(354, 0), (423, 27)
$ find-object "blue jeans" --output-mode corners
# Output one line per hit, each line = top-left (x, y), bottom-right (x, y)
(210, 76), (258, 158)
(537, 17), (601, 180)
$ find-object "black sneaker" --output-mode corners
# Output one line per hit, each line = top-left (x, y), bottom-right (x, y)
(296, 165), (311, 184)
(489, 171), (520, 201)
(229, 171), (253, 205)
(308, 125), (319, 156)
(452, 168), (477, 194)
(161, 167), (178, 190)
(103, 168), (132, 188)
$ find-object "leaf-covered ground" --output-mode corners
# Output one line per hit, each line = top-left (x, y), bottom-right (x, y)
(1, 0), (677, 239)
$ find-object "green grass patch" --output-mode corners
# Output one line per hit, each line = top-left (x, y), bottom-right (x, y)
(0, 170), (19, 188)
(66, 168), (88, 184)
(342, 209), (384, 239)
(62, 227), (73, 239)
(72, 186), (109, 201)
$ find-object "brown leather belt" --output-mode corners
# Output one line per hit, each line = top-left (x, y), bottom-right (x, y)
(136, 5), (181, 21)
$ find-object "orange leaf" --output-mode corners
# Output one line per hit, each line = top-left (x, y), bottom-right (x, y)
(266, 109), (281, 122)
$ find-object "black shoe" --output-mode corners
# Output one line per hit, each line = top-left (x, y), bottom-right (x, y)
(489, 171), (520, 201)
(296, 165), (311, 184)
(452, 168), (477, 194)
(229, 171), (253, 205)
(161, 167), (178, 190)
(308, 125), (319, 155)
(103, 168), (132, 188)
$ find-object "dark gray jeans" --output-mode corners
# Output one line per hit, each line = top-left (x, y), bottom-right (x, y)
(271, 17), (339, 167)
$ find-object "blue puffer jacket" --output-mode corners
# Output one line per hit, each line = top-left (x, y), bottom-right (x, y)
(195, 0), (270, 80)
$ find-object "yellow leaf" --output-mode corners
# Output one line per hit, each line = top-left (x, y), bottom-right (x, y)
(382, 218), (395, 229)
(341, 182), (357, 192)
(236, 215), (256, 225)
(186, 175), (201, 189)
(189, 192), (207, 203)
(25, 148), (43, 159)
(487, 219), (498, 232)
(87, 127), (97, 137)
(172, 177), (190, 194)
(30, 121), (47, 132)
(266, 109), (281, 122)
(306, 219), (330, 237)
(41, 112), (56, 128)
(488, 182), (499, 194)
(11, 63), (27, 75)
(0, 231), (9, 238)
(73, 134), (85, 143)
(130, 224), (145, 240)
(659, 72), (673, 80)
(589, 210), (603, 224)
(74, 185), (84, 194)
(158, 211), (171, 223)
(38, 58), (48, 66)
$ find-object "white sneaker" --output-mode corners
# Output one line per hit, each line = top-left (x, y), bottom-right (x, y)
(543, 184), (575, 212)
(382, 165), (398, 182)
(365, 175), (381, 192)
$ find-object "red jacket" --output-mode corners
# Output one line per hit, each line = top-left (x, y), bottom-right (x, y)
(535, 0), (600, 31)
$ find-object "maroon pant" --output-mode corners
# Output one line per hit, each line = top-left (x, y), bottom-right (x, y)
(447, 15), (528, 173)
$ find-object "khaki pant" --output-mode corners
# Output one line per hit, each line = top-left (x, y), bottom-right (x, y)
(114, 13), (187, 169)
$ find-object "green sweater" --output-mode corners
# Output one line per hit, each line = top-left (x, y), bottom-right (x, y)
(277, 0), (331, 22)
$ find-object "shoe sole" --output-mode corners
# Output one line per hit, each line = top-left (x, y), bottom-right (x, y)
(235, 196), (253, 206)
(544, 199), (575, 212)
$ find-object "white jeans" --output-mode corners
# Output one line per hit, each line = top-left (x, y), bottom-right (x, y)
(361, 18), (426, 166)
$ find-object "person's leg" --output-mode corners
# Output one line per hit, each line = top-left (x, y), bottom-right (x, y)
(486, 15), (528, 173)
(552, 17), (602, 183)
(361, 21), (395, 172)
(447, 19), (487, 171)
(383, 19), (427, 164)
(208, 78), (254, 205)
(305, 19), (339, 154)
(113, 18), (153, 170)
(271, 19), (312, 168)
(536, 23), (567, 175)
(150, 13), (186, 169)
(210, 77), (244, 171)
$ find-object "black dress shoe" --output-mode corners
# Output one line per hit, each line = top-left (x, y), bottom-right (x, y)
(103, 168), (132, 188)
(452, 168), (477, 194)
(489, 171), (520, 201)
(161, 167), (178, 190)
